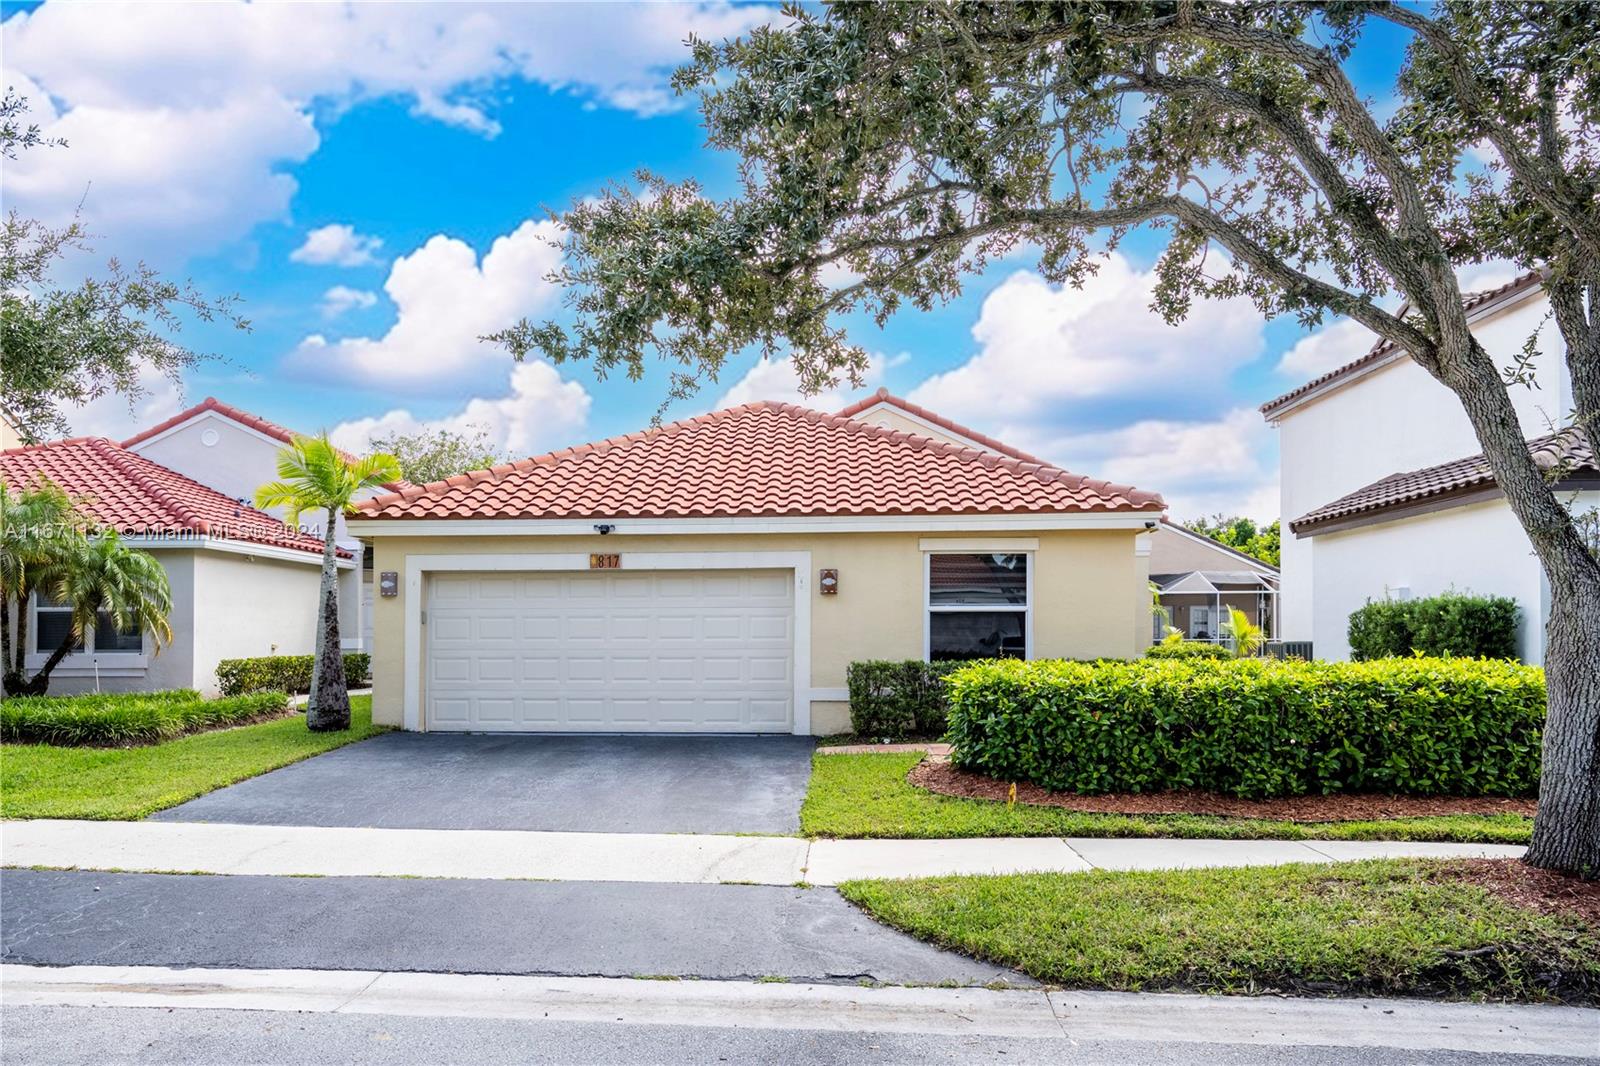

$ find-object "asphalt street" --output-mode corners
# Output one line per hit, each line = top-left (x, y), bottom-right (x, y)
(6, 1005), (1588, 1066)
(151, 732), (817, 834)
(0, 868), (1026, 986)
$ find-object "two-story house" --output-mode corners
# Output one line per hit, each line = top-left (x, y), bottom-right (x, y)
(1261, 272), (1599, 663)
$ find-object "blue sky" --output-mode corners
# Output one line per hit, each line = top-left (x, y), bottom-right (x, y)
(0, 2), (1512, 520)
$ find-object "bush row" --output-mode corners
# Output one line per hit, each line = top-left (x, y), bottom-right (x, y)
(1348, 592), (1520, 661)
(1144, 641), (1233, 660)
(1, 689), (289, 746)
(944, 657), (1543, 799)
(847, 660), (964, 739)
(216, 653), (372, 696)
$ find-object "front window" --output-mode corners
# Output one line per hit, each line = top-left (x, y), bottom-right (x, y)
(31, 593), (143, 655)
(926, 553), (1029, 661)
(34, 592), (82, 654)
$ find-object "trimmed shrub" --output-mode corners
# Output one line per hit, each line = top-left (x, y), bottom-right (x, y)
(216, 653), (372, 696)
(1, 689), (289, 746)
(945, 657), (1544, 798)
(1348, 593), (1520, 660)
(1144, 641), (1232, 660)
(847, 660), (963, 739)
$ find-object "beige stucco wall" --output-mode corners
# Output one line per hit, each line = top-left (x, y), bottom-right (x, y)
(1147, 524), (1275, 576)
(365, 527), (1145, 733)
(190, 551), (322, 696)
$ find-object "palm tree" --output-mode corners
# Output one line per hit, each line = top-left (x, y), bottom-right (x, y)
(30, 529), (174, 692)
(1223, 606), (1267, 659)
(3, 478), (174, 696)
(256, 435), (399, 731)
(2, 477), (82, 695)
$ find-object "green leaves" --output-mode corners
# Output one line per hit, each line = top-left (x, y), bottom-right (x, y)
(1347, 592), (1521, 661)
(945, 657), (1545, 799)
(215, 653), (371, 697)
(846, 659), (962, 739)
(254, 435), (402, 524)
(1, 689), (288, 746)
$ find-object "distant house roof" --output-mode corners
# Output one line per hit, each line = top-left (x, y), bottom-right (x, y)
(355, 400), (1165, 521)
(0, 437), (344, 558)
(1290, 429), (1597, 536)
(122, 395), (408, 492)
(1157, 517), (1279, 574)
(1259, 272), (1545, 420)
(1152, 570), (1278, 593)
(835, 388), (1043, 462)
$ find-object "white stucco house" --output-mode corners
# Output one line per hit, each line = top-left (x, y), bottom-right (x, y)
(1, 435), (355, 697)
(121, 397), (387, 651)
(1261, 272), (1599, 663)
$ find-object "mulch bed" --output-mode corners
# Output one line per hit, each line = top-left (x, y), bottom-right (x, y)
(1443, 858), (1600, 924)
(909, 758), (1538, 822)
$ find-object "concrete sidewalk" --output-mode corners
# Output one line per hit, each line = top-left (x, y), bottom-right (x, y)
(0, 819), (1525, 885)
(5, 964), (1595, 1058)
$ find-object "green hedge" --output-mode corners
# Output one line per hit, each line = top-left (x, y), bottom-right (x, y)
(216, 653), (372, 696)
(1, 689), (289, 746)
(847, 660), (964, 738)
(1144, 641), (1233, 660)
(945, 657), (1544, 798)
(1348, 593), (1520, 660)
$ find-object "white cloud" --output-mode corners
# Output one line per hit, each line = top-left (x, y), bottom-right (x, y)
(291, 224), (383, 267)
(319, 285), (379, 319)
(288, 219), (564, 389)
(715, 353), (909, 411)
(1, 2), (775, 259)
(328, 361), (591, 462)
(1277, 317), (1375, 379)
(63, 364), (187, 442)
(1045, 408), (1279, 522)
(908, 255), (1265, 435)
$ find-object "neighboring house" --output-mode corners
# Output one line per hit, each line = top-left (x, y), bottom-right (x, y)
(121, 397), (390, 651)
(347, 396), (1166, 736)
(1262, 272), (1597, 662)
(0, 437), (354, 696)
(1146, 519), (1279, 644)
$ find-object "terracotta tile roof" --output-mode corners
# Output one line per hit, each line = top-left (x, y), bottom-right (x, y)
(1260, 272), (1545, 419)
(0, 437), (344, 558)
(1290, 429), (1596, 534)
(355, 401), (1165, 521)
(835, 388), (1043, 462)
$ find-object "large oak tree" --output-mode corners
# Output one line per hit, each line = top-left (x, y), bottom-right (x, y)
(491, 2), (1600, 874)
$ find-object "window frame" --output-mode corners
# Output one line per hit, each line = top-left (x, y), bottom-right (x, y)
(922, 550), (1034, 662)
(28, 591), (145, 658)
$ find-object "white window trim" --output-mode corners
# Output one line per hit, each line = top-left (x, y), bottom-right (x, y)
(922, 550), (1034, 662)
(402, 551), (812, 735)
(25, 591), (150, 673)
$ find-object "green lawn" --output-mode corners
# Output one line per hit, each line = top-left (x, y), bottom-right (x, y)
(840, 859), (1599, 1003)
(802, 753), (1535, 843)
(1, 696), (385, 820)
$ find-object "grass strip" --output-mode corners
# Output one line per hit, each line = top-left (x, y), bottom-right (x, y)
(1, 696), (384, 820)
(801, 754), (1534, 843)
(839, 859), (1599, 1003)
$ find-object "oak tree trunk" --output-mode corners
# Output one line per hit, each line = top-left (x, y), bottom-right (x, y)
(1437, 335), (1600, 877)
(305, 505), (350, 732)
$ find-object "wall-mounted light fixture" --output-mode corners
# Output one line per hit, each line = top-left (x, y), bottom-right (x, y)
(819, 568), (839, 595)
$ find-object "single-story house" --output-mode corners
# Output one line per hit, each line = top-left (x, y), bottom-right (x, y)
(348, 394), (1167, 735)
(1, 436), (355, 696)
(121, 396), (393, 651)
(1146, 519), (1279, 643)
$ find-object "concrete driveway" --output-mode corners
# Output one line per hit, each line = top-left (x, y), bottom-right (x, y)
(152, 733), (816, 835)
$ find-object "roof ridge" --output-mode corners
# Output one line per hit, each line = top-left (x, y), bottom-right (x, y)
(1260, 270), (1545, 418)
(834, 388), (1045, 463)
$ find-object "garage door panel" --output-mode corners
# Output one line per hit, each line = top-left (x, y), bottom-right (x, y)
(426, 568), (794, 733)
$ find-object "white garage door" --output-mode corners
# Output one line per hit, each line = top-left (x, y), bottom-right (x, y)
(425, 569), (794, 732)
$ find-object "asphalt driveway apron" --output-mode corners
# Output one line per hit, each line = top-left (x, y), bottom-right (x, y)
(151, 733), (816, 835)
